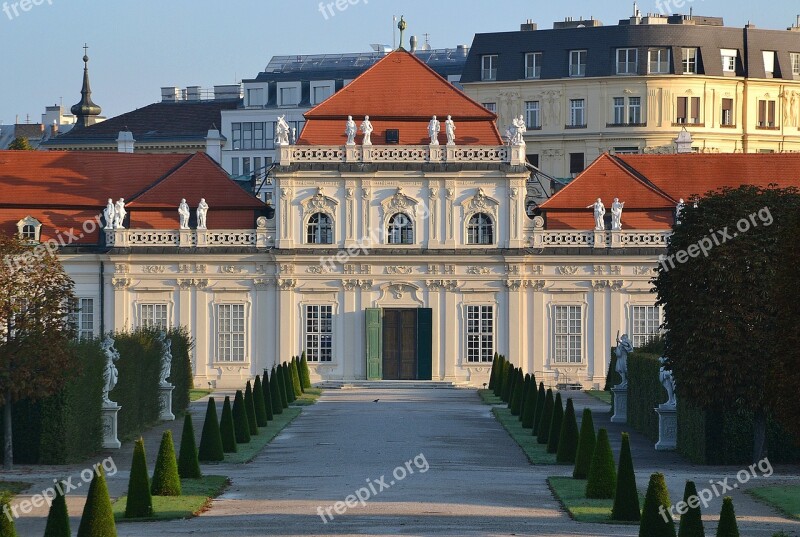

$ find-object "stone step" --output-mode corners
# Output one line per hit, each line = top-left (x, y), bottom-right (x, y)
(314, 380), (466, 390)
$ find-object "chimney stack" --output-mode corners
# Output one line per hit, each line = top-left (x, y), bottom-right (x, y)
(116, 130), (135, 153)
(205, 128), (223, 163)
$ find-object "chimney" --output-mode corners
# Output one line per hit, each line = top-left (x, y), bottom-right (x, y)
(674, 128), (693, 154)
(187, 86), (201, 101)
(205, 128), (223, 163)
(116, 130), (135, 153)
(161, 87), (180, 102)
(520, 20), (537, 31)
(456, 44), (469, 56)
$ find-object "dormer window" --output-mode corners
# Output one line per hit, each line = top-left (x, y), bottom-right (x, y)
(17, 216), (42, 243)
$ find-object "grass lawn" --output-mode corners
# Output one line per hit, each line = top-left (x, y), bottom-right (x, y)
(224, 407), (302, 464)
(478, 390), (557, 464)
(0, 481), (31, 496)
(585, 390), (612, 404)
(548, 476), (642, 524)
(189, 389), (214, 402)
(113, 475), (229, 522)
(292, 387), (322, 406)
(749, 485), (800, 520)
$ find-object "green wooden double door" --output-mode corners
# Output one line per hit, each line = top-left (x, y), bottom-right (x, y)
(365, 308), (432, 380)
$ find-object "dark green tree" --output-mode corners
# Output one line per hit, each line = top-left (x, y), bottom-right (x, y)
(198, 397), (224, 462)
(219, 396), (238, 453)
(502, 364), (515, 403)
(547, 392), (565, 453)
(510, 369), (525, 416)
(537, 388), (554, 445)
(7, 136), (33, 150)
(177, 413), (201, 479)
(612, 432), (640, 521)
(261, 371), (275, 420)
(586, 428), (616, 499)
(532, 382), (546, 436)
(0, 493), (19, 537)
(244, 381), (259, 435)
(715, 497), (739, 537)
(678, 481), (705, 537)
(253, 375), (269, 426)
(521, 376), (537, 428)
(269, 368), (285, 413)
(488, 353), (499, 392)
(151, 430), (181, 496)
(556, 398), (579, 463)
(653, 185), (800, 461)
(573, 408), (596, 479)
(43, 484), (70, 537)
(282, 363), (295, 403)
(290, 357), (303, 396)
(232, 390), (251, 443)
(77, 468), (116, 536)
(639, 472), (675, 537)
(299, 351), (312, 389)
(518, 373), (532, 422)
(124, 438), (153, 518)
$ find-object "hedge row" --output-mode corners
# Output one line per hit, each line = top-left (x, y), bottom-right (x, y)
(167, 327), (194, 416)
(113, 329), (164, 440)
(626, 352), (661, 443)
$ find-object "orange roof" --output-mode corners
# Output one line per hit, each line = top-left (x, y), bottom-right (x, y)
(298, 50), (502, 146)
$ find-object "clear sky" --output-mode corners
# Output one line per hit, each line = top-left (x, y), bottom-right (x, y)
(1, 0), (798, 126)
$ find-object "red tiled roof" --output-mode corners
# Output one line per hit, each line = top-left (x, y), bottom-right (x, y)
(298, 50), (502, 146)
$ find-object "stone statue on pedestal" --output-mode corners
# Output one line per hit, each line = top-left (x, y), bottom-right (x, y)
(197, 198), (209, 230)
(510, 115), (527, 146)
(659, 357), (677, 408)
(611, 198), (625, 231)
(587, 198), (605, 230)
(275, 115), (290, 146)
(428, 115), (441, 145)
(675, 198), (685, 225)
(103, 199), (115, 230)
(445, 115), (456, 146)
(158, 332), (172, 387)
(345, 116), (357, 145)
(178, 199), (190, 230)
(101, 336), (120, 405)
(360, 116), (373, 146)
(113, 198), (127, 229)
(615, 333), (634, 388)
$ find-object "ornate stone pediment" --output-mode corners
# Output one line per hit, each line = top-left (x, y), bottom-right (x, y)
(381, 187), (419, 217)
(303, 187), (338, 216)
(462, 188), (499, 219)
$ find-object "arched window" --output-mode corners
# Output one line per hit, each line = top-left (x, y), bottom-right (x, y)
(21, 224), (37, 241)
(16, 216), (41, 243)
(467, 213), (494, 245)
(306, 213), (333, 244)
(387, 213), (413, 245)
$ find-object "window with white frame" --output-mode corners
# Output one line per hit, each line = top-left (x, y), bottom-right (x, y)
(387, 213), (413, 245)
(569, 99), (585, 127)
(613, 97), (625, 124)
(279, 86), (299, 106)
(763, 50), (776, 77)
(466, 305), (494, 363)
(247, 87), (265, 107)
(631, 305), (661, 347)
(16, 216), (41, 242)
(629, 97), (642, 124)
(649, 48), (670, 74)
(553, 305), (582, 364)
(525, 52), (542, 79)
(481, 55), (498, 81)
(305, 305), (332, 362)
(140, 303), (168, 330)
(721, 49), (737, 73)
(792, 53), (800, 76)
(467, 213), (494, 245)
(311, 83), (333, 105)
(682, 48), (698, 74)
(217, 304), (246, 362)
(69, 298), (94, 340)
(307, 212), (333, 244)
(617, 48), (638, 74)
(525, 101), (541, 128)
(569, 50), (587, 77)
(482, 102), (497, 113)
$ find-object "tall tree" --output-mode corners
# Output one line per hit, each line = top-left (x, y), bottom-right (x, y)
(7, 136), (33, 150)
(0, 234), (76, 469)
(654, 185), (800, 461)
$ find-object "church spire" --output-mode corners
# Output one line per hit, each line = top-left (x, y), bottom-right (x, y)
(70, 44), (102, 128)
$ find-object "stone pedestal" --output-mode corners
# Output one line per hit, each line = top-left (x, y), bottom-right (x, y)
(101, 404), (121, 449)
(655, 405), (677, 451)
(159, 384), (175, 421)
(610, 385), (628, 423)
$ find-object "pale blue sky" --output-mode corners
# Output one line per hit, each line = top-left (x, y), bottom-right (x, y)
(1, 0), (797, 126)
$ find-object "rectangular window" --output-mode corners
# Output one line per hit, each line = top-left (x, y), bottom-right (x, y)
(69, 298), (94, 340)
(569, 50), (587, 77)
(242, 122), (252, 150)
(525, 52), (542, 79)
(217, 304), (246, 362)
(466, 305), (494, 363)
(140, 303), (168, 330)
(481, 55), (498, 81)
(242, 157), (251, 176)
(721, 49), (737, 73)
(569, 99), (585, 126)
(613, 97), (625, 124)
(617, 48), (637, 74)
(631, 305), (661, 347)
(763, 51), (776, 77)
(482, 102), (497, 113)
(569, 152), (584, 175)
(676, 96), (688, 123)
(231, 122), (241, 150)
(553, 305), (582, 364)
(792, 52), (800, 76)
(253, 122), (264, 150)
(231, 157), (239, 176)
(629, 97), (641, 124)
(527, 153), (539, 168)
(691, 97), (700, 124)
(649, 48), (670, 74)
(247, 88), (264, 107)
(312, 85), (333, 105)
(525, 101), (540, 128)
(682, 48), (698, 74)
(758, 99), (776, 127)
(279, 86), (298, 106)
(305, 305), (333, 362)
(721, 98), (734, 126)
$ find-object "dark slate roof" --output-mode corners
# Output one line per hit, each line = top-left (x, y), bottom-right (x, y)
(41, 100), (239, 146)
(461, 24), (800, 82)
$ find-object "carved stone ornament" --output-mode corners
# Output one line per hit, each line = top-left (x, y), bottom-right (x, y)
(304, 187), (338, 216)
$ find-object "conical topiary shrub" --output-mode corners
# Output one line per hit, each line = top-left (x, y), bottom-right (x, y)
(518, 374), (531, 422)
(244, 381), (259, 435)
(502, 364), (515, 403)
(198, 397), (224, 462)
(282, 363), (295, 403)
(488, 354), (498, 392)
(547, 392), (565, 453)
(151, 430), (182, 496)
(232, 390), (251, 443)
(125, 438), (153, 518)
(300, 351), (312, 389)
(556, 398), (580, 464)
(269, 368), (285, 413)
(492, 355), (504, 396)
(639, 472), (675, 537)
(532, 382), (546, 435)
(537, 389), (554, 445)
(253, 375), (269, 426)
(521, 376), (537, 429)
(261, 371), (275, 421)
(177, 413), (201, 479)
(586, 428), (616, 499)
(1, 493), (19, 537)
(291, 357), (303, 396)
(500, 358), (511, 398)
(219, 396), (238, 453)
(77, 468), (116, 537)
(43, 483), (70, 537)
(612, 433), (640, 521)
(678, 481), (705, 537)
(510, 369), (525, 416)
(715, 497), (739, 537)
(573, 408), (596, 479)
(507, 367), (518, 409)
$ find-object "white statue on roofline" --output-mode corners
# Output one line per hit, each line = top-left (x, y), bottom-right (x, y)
(103, 199), (115, 230)
(197, 198), (209, 230)
(275, 115), (290, 146)
(587, 198), (605, 230)
(345, 116), (357, 146)
(428, 115), (441, 145)
(113, 198), (127, 229)
(360, 116), (373, 146)
(611, 197), (625, 231)
(178, 199), (190, 230)
(445, 115), (456, 146)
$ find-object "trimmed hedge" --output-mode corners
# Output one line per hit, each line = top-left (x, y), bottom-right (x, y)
(678, 481), (704, 537)
(244, 382), (259, 435)
(269, 368), (285, 414)
(232, 390), (251, 444)
(151, 430), (181, 496)
(537, 389), (554, 445)
(77, 469), (116, 537)
(586, 428), (616, 499)
(167, 327), (194, 416)
(219, 396), (237, 454)
(0, 493), (19, 536)
(125, 438), (153, 518)
(612, 432), (641, 521)
(627, 351), (662, 442)
(573, 408), (596, 479)
(521, 377), (537, 429)
(547, 392), (565, 454)
(43, 485), (70, 537)
(639, 473), (675, 537)
(716, 497), (739, 537)
(177, 413), (201, 479)
(556, 398), (579, 464)
(198, 398), (224, 462)
(290, 358), (303, 396)
(113, 329), (162, 441)
(532, 382), (546, 436)
(299, 352), (312, 389)
(510, 369), (524, 416)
